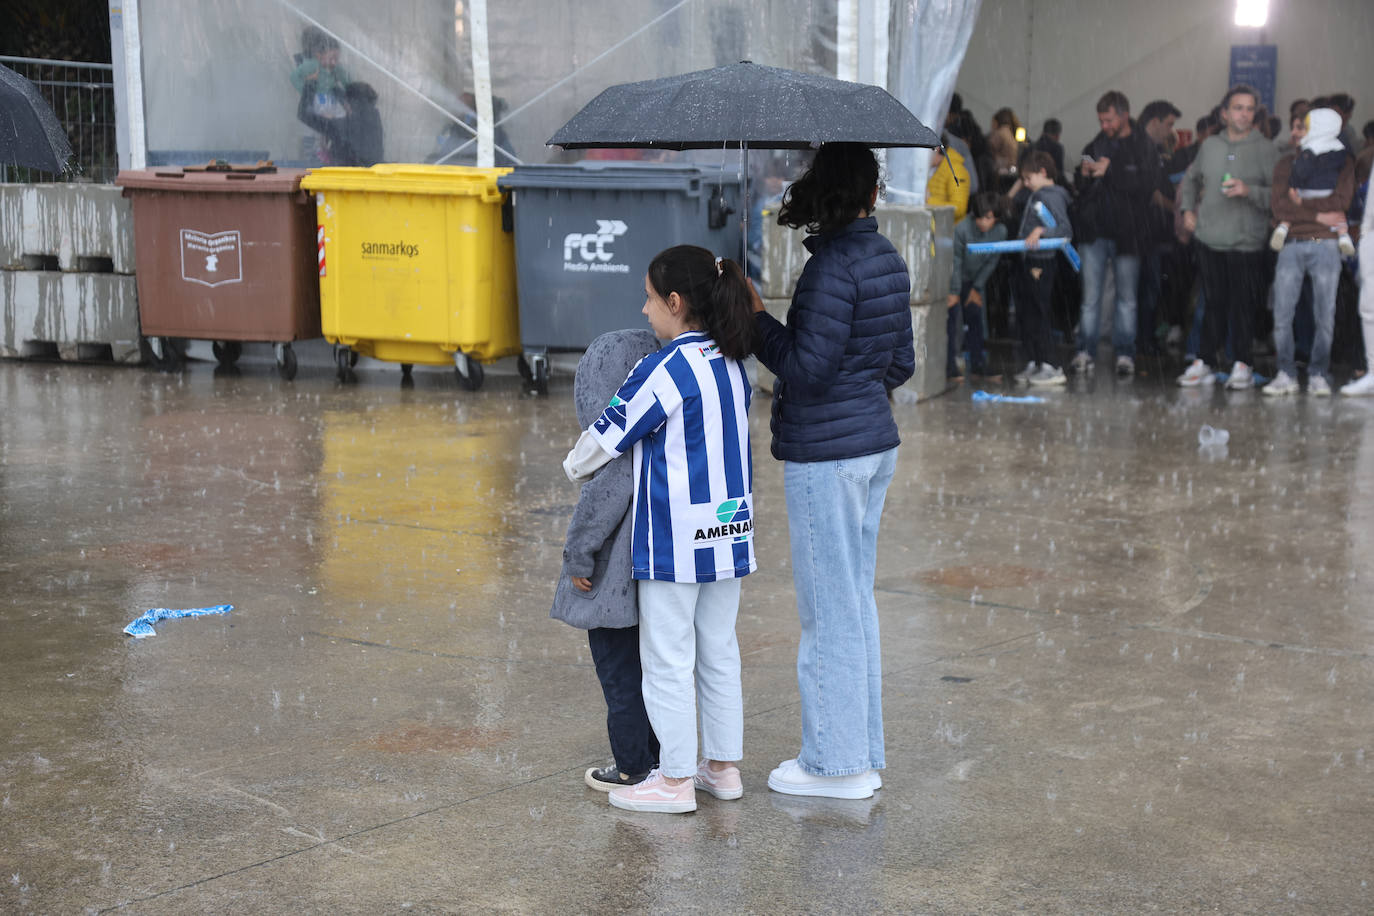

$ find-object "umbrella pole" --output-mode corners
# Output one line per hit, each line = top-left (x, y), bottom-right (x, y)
(741, 140), (749, 268)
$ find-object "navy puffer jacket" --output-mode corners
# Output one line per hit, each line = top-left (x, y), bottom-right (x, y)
(754, 217), (915, 462)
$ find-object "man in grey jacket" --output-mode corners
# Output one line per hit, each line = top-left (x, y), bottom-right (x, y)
(1177, 83), (1279, 389)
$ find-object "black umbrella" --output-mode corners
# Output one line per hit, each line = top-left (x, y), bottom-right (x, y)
(0, 63), (74, 174)
(548, 62), (940, 262)
(548, 61), (940, 151)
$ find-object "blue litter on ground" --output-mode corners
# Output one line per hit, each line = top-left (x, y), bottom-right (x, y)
(972, 390), (1047, 404)
(124, 605), (233, 638)
(1214, 371), (1271, 386)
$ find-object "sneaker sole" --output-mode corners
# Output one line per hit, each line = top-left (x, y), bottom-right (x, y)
(693, 777), (744, 800)
(607, 793), (696, 813)
(767, 774), (874, 799)
(585, 767), (624, 792)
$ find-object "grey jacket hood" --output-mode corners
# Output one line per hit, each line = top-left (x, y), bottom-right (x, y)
(574, 329), (661, 428)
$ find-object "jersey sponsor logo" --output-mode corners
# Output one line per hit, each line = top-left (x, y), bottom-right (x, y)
(594, 394), (628, 434)
(697, 343), (721, 358)
(694, 498), (752, 543)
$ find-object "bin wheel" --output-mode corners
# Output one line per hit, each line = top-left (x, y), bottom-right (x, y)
(212, 340), (243, 366)
(334, 346), (359, 382)
(276, 344), (298, 381)
(529, 353), (550, 397)
(144, 336), (186, 373)
(455, 354), (484, 391)
(517, 353), (534, 382)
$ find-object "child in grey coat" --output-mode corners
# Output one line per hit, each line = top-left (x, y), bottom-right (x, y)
(552, 329), (661, 790)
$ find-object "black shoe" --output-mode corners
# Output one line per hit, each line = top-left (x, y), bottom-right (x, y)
(584, 764), (650, 792)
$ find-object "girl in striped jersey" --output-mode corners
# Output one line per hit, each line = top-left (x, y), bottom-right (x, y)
(564, 245), (757, 814)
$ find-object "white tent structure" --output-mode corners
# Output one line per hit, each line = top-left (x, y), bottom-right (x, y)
(108, 0), (981, 203)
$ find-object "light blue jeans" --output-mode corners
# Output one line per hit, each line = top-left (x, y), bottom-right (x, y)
(1078, 238), (1140, 358)
(1272, 239), (1341, 380)
(784, 447), (897, 776)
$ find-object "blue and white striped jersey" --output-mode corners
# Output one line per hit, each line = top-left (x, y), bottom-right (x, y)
(589, 331), (755, 583)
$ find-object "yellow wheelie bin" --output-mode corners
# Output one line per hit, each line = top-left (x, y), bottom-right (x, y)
(300, 165), (519, 389)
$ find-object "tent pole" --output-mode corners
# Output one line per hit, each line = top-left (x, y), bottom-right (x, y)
(470, 0), (494, 167)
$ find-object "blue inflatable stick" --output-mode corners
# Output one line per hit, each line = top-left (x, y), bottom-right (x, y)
(972, 389), (1047, 405)
(124, 605), (233, 638)
(966, 237), (1082, 273)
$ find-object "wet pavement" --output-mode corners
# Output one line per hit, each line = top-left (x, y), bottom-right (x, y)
(1, 351), (1371, 914)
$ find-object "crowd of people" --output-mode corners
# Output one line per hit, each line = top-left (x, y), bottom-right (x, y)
(931, 85), (1374, 396)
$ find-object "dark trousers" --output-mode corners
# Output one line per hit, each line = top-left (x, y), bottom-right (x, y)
(1012, 257), (1059, 366)
(587, 626), (659, 775)
(947, 282), (989, 374)
(1196, 244), (1265, 369)
(1137, 248), (1162, 354)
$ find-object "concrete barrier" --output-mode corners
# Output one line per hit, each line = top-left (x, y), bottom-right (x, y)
(0, 271), (141, 361)
(0, 184), (140, 361)
(755, 204), (955, 402)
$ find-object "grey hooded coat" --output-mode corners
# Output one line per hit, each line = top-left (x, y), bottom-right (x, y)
(550, 329), (660, 630)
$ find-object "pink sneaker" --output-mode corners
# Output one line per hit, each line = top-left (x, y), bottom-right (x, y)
(693, 760), (743, 800)
(608, 770), (696, 813)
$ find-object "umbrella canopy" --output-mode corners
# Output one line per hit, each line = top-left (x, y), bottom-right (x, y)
(548, 61), (940, 151)
(0, 63), (74, 174)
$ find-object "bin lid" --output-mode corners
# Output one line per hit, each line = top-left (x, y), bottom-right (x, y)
(300, 164), (511, 201)
(115, 166), (309, 193)
(498, 161), (730, 194)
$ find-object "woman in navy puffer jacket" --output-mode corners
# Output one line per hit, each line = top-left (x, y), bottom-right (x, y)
(752, 143), (914, 799)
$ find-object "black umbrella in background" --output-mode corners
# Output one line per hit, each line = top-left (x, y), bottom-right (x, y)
(549, 61), (942, 262)
(0, 62), (74, 174)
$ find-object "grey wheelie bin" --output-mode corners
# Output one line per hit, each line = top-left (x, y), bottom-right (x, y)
(497, 162), (742, 394)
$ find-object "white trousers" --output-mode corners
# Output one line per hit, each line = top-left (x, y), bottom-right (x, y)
(637, 578), (743, 778)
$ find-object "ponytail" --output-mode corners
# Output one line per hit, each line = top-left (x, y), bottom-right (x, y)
(647, 245), (757, 361)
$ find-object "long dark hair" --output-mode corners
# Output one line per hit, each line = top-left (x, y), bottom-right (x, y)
(647, 245), (756, 360)
(776, 142), (879, 235)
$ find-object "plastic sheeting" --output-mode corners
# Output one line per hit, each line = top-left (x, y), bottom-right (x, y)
(134, 0), (843, 169)
(885, 0), (982, 205)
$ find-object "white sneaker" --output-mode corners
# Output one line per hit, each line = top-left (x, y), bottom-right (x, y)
(1339, 233), (1356, 258)
(767, 759), (873, 799)
(1262, 370), (1297, 396)
(1341, 372), (1374, 396)
(1115, 355), (1135, 375)
(1028, 364), (1067, 386)
(1013, 361), (1037, 384)
(1177, 359), (1214, 387)
(1224, 361), (1254, 390)
(1308, 374), (1332, 397)
(1268, 223), (1289, 252)
(1069, 351), (1094, 374)
(777, 759), (882, 792)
